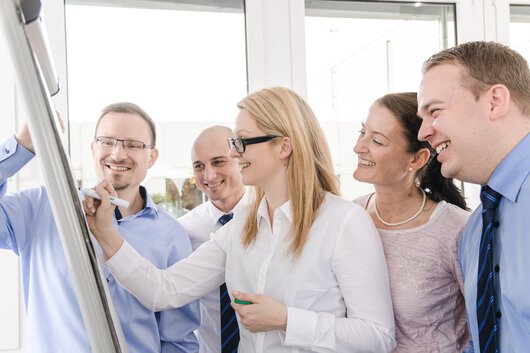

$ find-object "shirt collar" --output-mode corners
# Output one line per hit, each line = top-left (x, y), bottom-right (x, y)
(142, 186), (159, 215)
(207, 188), (250, 225)
(256, 196), (293, 229)
(114, 185), (159, 221)
(488, 133), (530, 203)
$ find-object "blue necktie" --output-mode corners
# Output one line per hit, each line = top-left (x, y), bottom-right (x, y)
(218, 213), (239, 353)
(477, 186), (501, 353)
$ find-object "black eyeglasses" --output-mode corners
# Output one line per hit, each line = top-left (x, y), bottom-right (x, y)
(95, 136), (154, 151)
(227, 135), (280, 154)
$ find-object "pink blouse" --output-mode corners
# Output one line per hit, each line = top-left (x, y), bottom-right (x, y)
(355, 195), (471, 352)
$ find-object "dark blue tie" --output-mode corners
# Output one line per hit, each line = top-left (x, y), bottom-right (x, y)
(218, 213), (239, 353)
(477, 186), (501, 353)
(218, 213), (233, 226)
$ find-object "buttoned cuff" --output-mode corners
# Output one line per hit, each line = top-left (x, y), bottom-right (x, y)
(283, 306), (335, 350)
(0, 135), (35, 179)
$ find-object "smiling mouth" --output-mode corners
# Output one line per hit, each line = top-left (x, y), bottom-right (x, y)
(435, 141), (450, 154)
(106, 164), (130, 172)
(358, 158), (375, 166)
(206, 180), (223, 188)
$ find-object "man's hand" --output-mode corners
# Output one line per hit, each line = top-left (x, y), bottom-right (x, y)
(14, 111), (65, 153)
(83, 180), (124, 259)
(15, 122), (33, 153)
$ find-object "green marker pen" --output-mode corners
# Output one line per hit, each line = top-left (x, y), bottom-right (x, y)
(234, 299), (252, 305)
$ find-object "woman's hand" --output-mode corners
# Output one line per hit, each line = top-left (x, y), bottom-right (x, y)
(83, 180), (124, 259)
(231, 291), (288, 333)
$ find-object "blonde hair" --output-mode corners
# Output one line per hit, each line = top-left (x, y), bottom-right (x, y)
(237, 87), (339, 257)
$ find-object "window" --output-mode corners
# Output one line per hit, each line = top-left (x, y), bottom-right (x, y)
(510, 5), (530, 60)
(65, 0), (247, 215)
(305, 0), (456, 197)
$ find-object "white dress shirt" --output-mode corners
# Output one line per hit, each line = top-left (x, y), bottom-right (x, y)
(178, 191), (249, 353)
(107, 192), (396, 352)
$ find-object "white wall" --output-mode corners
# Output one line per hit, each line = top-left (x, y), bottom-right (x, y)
(0, 30), (21, 352)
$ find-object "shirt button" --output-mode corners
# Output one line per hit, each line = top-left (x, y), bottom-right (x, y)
(494, 264), (500, 273)
(496, 311), (502, 319)
(4, 147), (9, 154)
(493, 220), (500, 228)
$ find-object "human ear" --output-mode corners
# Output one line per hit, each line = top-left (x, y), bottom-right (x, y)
(410, 147), (431, 171)
(148, 148), (159, 168)
(488, 84), (510, 120)
(279, 137), (292, 161)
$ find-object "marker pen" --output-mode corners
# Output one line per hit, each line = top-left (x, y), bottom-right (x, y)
(80, 188), (129, 208)
(234, 299), (252, 305)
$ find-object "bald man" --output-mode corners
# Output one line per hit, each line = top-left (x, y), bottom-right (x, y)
(178, 126), (248, 353)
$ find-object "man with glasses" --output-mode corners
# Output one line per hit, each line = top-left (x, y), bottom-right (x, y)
(0, 102), (200, 353)
(178, 125), (247, 353)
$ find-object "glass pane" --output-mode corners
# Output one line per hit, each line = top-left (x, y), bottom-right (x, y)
(65, 0), (247, 216)
(305, 1), (456, 197)
(510, 5), (530, 61)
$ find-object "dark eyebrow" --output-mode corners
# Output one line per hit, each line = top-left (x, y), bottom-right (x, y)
(193, 155), (228, 165)
(211, 156), (228, 162)
(360, 122), (390, 141)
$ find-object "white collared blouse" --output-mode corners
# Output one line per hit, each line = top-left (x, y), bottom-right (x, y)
(106, 192), (396, 353)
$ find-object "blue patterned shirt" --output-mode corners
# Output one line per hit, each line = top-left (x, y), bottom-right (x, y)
(0, 135), (200, 353)
(459, 133), (530, 352)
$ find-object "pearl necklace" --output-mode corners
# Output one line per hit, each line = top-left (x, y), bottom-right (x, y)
(374, 189), (427, 227)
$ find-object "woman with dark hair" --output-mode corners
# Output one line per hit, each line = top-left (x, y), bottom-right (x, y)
(353, 92), (471, 352)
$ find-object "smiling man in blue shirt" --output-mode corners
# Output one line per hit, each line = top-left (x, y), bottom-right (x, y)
(0, 102), (200, 352)
(417, 41), (530, 352)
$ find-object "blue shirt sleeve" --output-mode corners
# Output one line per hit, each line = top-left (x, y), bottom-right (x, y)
(0, 135), (39, 254)
(0, 135), (35, 183)
(157, 222), (200, 353)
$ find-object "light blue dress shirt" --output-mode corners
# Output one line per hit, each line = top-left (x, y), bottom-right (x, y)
(459, 133), (530, 353)
(0, 135), (200, 353)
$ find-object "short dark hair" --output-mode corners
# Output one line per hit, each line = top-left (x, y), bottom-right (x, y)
(95, 102), (156, 145)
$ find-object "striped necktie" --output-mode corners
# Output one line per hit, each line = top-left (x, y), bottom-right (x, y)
(218, 213), (239, 353)
(477, 185), (501, 353)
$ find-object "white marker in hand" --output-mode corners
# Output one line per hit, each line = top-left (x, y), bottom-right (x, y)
(80, 188), (129, 209)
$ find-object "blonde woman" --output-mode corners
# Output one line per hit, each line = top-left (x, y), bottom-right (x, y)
(86, 87), (396, 352)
